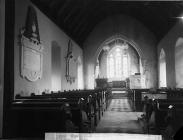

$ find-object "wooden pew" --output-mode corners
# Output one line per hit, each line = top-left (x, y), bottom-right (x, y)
(137, 88), (183, 135)
(11, 88), (111, 137)
(131, 89), (150, 111)
(11, 99), (75, 137)
(56, 88), (110, 123)
(11, 94), (92, 137)
(63, 89), (104, 123)
(153, 99), (183, 134)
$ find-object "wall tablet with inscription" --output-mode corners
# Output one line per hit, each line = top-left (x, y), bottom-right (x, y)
(20, 6), (44, 82)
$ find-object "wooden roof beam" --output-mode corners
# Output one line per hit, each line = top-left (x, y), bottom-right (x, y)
(63, 3), (80, 23)
(69, 0), (98, 28)
(49, 0), (61, 9)
(57, 0), (73, 22)
(72, 16), (89, 34)
(71, 3), (102, 34)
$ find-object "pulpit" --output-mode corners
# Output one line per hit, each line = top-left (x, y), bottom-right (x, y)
(129, 75), (146, 89)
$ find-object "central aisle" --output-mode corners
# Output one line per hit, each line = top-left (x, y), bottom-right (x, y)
(96, 94), (144, 133)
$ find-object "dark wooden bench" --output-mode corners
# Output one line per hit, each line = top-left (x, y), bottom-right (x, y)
(131, 89), (150, 111)
(153, 99), (183, 133)
(10, 88), (112, 137)
(11, 97), (90, 137)
(136, 89), (183, 135)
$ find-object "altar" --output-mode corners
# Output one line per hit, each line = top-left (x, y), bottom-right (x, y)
(95, 78), (127, 88)
(112, 80), (126, 88)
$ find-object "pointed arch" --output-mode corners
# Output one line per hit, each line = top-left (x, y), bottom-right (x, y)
(94, 34), (143, 78)
(159, 48), (167, 87)
(77, 56), (83, 89)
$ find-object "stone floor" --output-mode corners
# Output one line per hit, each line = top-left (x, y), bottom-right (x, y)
(108, 98), (132, 112)
(96, 96), (144, 133)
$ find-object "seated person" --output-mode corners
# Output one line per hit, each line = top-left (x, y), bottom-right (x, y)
(163, 105), (175, 140)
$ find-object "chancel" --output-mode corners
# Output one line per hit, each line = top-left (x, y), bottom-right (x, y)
(1, 0), (183, 140)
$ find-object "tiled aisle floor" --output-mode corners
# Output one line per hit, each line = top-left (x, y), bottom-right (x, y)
(96, 98), (144, 133)
(108, 98), (132, 112)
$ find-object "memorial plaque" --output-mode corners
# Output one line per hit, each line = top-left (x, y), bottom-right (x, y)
(24, 47), (41, 71)
(21, 36), (43, 81)
(20, 6), (44, 82)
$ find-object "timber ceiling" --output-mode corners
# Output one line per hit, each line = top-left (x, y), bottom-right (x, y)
(31, 0), (183, 48)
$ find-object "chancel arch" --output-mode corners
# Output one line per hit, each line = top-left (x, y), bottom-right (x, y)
(159, 48), (167, 88)
(95, 35), (142, 87)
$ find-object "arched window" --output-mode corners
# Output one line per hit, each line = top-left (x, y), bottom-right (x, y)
(95, 61), (99, 78)
(115, 48), (122, 76)
(77, 56), (83, 89)
(123, 54), (128, 78)
(107, 54), (114, 78)
(107, 46), (129, 80)
(159, 48), (167, 87)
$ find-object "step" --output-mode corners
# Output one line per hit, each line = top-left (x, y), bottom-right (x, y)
(112, 91), (127, 94)
(112, 88), (127, 91)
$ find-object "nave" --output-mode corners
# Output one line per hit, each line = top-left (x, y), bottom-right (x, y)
(2, 1), (183, 139)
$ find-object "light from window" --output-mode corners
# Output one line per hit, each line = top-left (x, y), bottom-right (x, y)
(77, 57), (84, 89)
(159, 49), (167, 87)
(123, 55), (128, 78)
(95, 65), (99, 78)
(108, 54), (114, 78)
(107, 47), (129, 80)
(115, 52), (122, 76)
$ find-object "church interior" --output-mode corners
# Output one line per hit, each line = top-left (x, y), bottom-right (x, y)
(1, 0), (183, 139)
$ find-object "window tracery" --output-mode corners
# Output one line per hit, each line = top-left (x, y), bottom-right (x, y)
(107, 45), (129, 80)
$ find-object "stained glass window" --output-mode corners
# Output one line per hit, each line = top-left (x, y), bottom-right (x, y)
(115, 50), (122, 77)
(123, 54), (128, 78)
(107, 46), (129, 79)
(107, 54), (114, 78)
